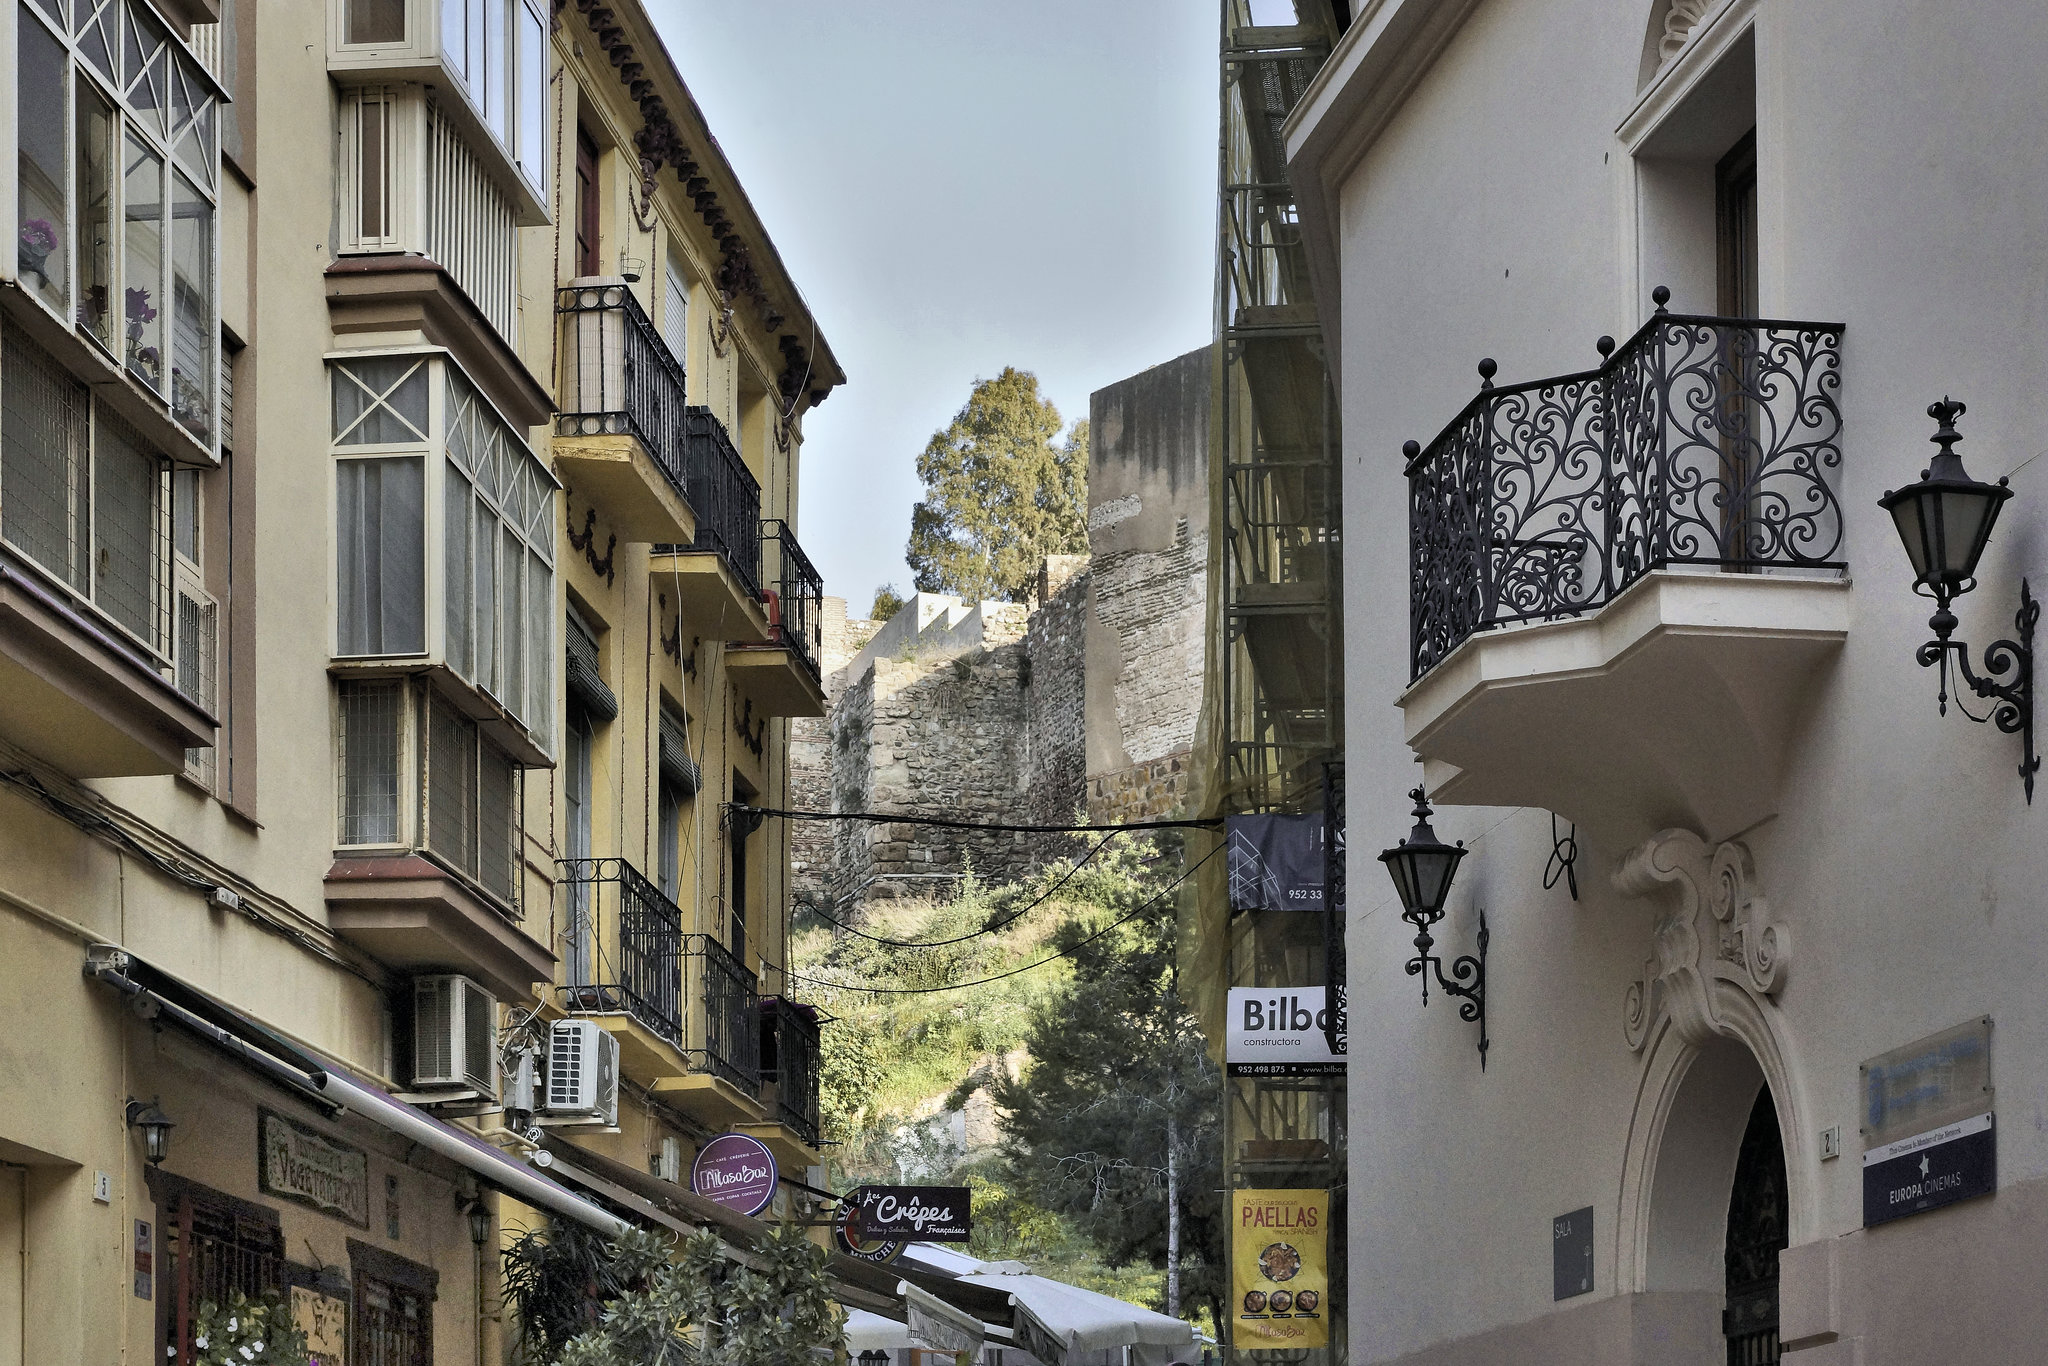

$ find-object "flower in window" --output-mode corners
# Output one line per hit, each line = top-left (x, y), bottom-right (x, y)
(126, 288), (158, 325)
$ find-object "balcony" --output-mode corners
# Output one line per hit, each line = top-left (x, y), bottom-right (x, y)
(553, 281), (698, 543)
(743, 997), (822, 1166)
(554, 858), (764, 1118)
(725, 521), (827, 718)
(651, 409), (772, 644)
(1400, 306), (1851, 841)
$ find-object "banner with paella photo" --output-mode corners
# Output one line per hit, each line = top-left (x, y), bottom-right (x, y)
(1232, 1188), (1329, 1348)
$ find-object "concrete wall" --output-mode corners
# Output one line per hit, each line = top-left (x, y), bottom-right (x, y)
(1085, 348), (1210, 822)
(1295, 0), (2048, 1361)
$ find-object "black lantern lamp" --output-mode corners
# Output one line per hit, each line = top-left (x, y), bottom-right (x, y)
(1879, 399), (2037, 801)
(124, 1097), (175, 1166)
(1378, 787), (1489, 1068)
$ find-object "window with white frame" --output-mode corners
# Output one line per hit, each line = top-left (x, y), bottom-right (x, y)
(16, 0), (222, 452)
(329, 352), (556, 753)
(0, 318), (170, 657)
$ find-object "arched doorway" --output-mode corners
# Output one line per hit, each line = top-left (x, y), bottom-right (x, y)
(1722, 1088), (1787, 1364)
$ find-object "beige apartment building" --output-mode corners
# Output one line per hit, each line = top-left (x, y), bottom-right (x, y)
(0, 0), (851, 1361)
(1279, 0), (2048, 1362)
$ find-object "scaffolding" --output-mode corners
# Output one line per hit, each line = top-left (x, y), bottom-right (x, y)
(1210, 3), (1349, 1362)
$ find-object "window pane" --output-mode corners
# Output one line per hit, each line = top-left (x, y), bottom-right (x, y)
(526, 548), (550, 747)
(484, 0), (508, 143)
(93, 409), (161, 646)
(18, 12), (68, 314)
(472, 499), (497, 691)
(170, 170), (213, 443)
(478, 740), (516, 904)
(662, 255), (689, 363)
(466, 0), (486, 104)
(444, 466), (473, 679)
(359, 96), (387, 241)
(172, 466), (199, 563)
(658, 784), (680, 901)
(73, 0), (115, 81)
(516, 3), (546, 186)
(122, 134), (165, 392)
(498, 523), (521, 709)
(1, 325), (90, 592)
(426, 693), (477, 877)
(76, 83), (116, 349)
(336, 456), (425, 654)
(347, 0), (406, 44)
(332, 358), (429, 444)
(339, 679), (404, 844)
(441, 0), (467, 83)
(121, 1), (168, 135)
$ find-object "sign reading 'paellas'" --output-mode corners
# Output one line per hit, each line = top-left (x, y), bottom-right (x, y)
(1232, 1189), (1328, 1349)
(691, 1133), (778, 1216)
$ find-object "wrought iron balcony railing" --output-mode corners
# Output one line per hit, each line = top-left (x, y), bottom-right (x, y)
(677, 407), (763, 602)
(759, 996), (822, 1148)
(687, 932), (761, 1090)
(555, 282), (691, 503)
(1407, 300), (1845, 681)
(760, 519), (824, 680)
(556, 857), (684, 1045)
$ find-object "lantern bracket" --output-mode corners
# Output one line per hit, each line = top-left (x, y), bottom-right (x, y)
(1405, 908), (1489, 1069)
(1915, 578), (2038, 803)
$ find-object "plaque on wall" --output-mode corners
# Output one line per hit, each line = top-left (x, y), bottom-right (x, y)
(1860, 1019), (1996, 1227)
(292, 1285), (349, 1362)
(259, 1110), (371, 1228)
(1552, 1206), (1592, 1300)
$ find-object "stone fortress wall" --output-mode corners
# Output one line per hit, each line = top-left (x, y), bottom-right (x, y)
(790, 349), (1211, 920)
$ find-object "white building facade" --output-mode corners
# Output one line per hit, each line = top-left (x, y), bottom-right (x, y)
(1287, 0), (2048, 1361)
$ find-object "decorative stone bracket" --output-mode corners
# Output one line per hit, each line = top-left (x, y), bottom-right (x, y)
(1615, 829), (1789, 1050)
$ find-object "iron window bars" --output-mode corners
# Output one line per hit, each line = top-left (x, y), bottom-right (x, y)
(760, 518), (824, 680)
(1407, 295), (1845, 681)
(555, 282), (691, 505)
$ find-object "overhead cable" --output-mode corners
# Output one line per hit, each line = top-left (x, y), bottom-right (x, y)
(730, 804), (1222, 834)
(796, 830), (1123, 948)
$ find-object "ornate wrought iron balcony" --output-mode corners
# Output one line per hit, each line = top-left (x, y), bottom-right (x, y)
(760, 519), (824, 680)
(759, 996), (822, 1148)
(688, 932), (761, 1091)
(556, 857), (685, 1045)
(555, 282), (690, 506)
(1407, 299), (1845, 681)
(678, 408), (763, 601)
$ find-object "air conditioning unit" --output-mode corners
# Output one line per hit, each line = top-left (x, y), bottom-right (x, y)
(544, 1019), (619, 1126)
(412, 975), (499, 1099)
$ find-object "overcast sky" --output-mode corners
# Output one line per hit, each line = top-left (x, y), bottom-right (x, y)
(646, 1), (1217, 611)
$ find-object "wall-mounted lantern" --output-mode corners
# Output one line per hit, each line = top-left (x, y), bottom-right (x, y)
(124, 1097), (175, 1166)
(1378, 788), (1489, 1068)
(1880, 399), (2037, 801)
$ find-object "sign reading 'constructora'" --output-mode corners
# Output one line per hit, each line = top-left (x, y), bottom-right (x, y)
(1226, 987), (1344, 1076)
(1233, 1189), (1328, 1348)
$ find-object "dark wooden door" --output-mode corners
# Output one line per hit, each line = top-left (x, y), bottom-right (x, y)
(575, 129), (600, 278)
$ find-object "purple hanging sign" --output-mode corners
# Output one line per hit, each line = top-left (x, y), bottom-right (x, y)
(691, 1133), (779, 1216)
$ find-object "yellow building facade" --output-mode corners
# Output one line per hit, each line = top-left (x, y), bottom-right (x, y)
(0, 0), (844, 1362)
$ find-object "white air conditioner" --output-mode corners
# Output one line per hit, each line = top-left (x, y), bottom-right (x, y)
(413, 975), (500, 1099)
(544, 1019), (619, 1126)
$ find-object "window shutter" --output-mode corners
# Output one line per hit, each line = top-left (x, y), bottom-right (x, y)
(658, 706), (699, 796)
(564, 610), (618, 721)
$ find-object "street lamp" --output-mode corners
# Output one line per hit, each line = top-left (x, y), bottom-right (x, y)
(124, 1097), (175, 1166)
(1378, 787), (1489, 1069)
(1879, 399), (2037, 801)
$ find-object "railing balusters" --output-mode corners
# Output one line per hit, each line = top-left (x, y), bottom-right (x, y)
(759, 519), (824, 679)
(555, 857), (684, 1045)
(555, 283), (691, 503)
(678, 409), (763, 600)
(1408, 311), (1844, 681)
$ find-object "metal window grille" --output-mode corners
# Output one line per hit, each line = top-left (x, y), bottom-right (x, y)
(425, 100), (517, 342)
(477, 737), (517, 904)
(160, 1193), (287, 1366)
(356, 1273), (432, 1366)
(0, 324), (92, 595)
(337, 678), (404, 844)
(425, 690), (479, 878)
(92, 406), (169, 650)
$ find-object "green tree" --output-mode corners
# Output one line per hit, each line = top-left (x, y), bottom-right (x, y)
(906, 368), (1089, 603)
(992, 843), (1223, 1328)
(868, 584), (906, 622)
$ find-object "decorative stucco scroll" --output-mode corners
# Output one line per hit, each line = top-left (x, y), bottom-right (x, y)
(1659, 0), (1715, 62)
(1615, 829), (1788, 1050)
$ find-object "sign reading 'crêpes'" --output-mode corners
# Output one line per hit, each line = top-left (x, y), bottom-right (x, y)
(847, 1184), (971, 1242)
(692, 1133), (778, 1216)
(258, 1110), (369, 1228)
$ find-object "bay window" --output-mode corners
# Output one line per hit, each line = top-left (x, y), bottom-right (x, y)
(15, 0), (223, 454)
(329, 352), (556, 757)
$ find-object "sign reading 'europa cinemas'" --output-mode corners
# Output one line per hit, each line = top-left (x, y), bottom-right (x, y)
(692, 1133), (778, 1216)
(1226, 987), (1345, 1076)
(1860, 1018), (1997, 1226)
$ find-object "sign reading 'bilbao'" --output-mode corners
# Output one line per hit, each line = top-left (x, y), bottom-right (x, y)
(1225, 987), (1345, 1077)
(691, 1133), (778, 1217)
(846, 1184), (972, 1242)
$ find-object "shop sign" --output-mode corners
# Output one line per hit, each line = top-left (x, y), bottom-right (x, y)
(832, 1200), (905, 1265)
(292, 1285), (349, 1362)
(847, 1184), (971, 1242)
(1552, 1206), (1592, 1300)
(1226, 987), (1344, 1076)
(1863, 1112), (1996, 1226)
(258, 1110), (369, 1228)
(692, 1133), (778, 1216)
(1226, 814), (1330, 913)
(1232, 1189), (1328, 1348)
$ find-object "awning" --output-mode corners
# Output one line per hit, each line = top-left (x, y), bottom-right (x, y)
(960, 1268), (1195, 1366)
(86, 948), (627, 1238)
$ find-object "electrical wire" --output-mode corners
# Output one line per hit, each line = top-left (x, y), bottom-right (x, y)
(795, 829), (1124, 948)
(730, 804), (1221, 834)
(788, 843), (1221, 997)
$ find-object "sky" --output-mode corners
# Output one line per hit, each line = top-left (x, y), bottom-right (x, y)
(645, 1), (1219, 611)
